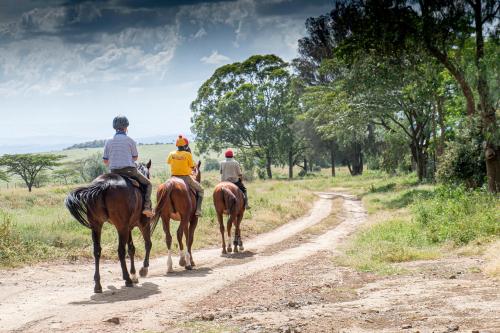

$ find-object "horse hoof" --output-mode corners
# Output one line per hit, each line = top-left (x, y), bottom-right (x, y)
(191, 260), (196, 267)
(239, 246), (244, 251)
(222, 249), (227, 255)
(125, 280), (134, 287)
(94, 286), (103, 294)
(132, 277), (139, 284)
(167, 267), (174, 274)
(139, 267), (148, 277)
(185, 265), (193, 270)
(179, 258), (186, 267)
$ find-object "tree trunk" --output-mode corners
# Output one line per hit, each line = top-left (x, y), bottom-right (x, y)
(265, 153), (272, 179)
(436, 95), (446, 157)
(330, 144), (336, 177)
(288, 150), (293, 179)
(349, 143), (363, 176)
(473, 1), (500, 192)
(304, 158), (308, 174)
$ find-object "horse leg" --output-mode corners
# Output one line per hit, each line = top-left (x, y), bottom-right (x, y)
(181, 217), (192, 270)
(91, 225), (103, 293)
(162, 214), (174, 273)
(127, 229), (139, 284)
(117, 228), (133, 287)
(188, 217), (198, 267)
(233, 214), (239, 253)
(177, 223), (186, 267)
(139, 225), (152, 277)
(217, 212), (227, 255)
(227, 215), (234, 253)
(236, 213), (244, 251)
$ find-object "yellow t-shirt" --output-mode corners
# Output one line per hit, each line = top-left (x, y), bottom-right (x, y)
(167, 150), (195, 176)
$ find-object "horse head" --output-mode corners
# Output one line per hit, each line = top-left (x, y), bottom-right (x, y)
(137, 159), (152, 179)
(192, 160), (202, 183)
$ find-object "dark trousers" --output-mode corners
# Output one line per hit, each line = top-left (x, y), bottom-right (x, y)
(111, 167), (153, 209)
(233, 179), (247, 196)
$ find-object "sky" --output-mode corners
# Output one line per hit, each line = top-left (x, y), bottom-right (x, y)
(0, 0), (333, 150)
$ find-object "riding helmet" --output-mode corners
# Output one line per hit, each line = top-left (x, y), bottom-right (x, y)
(113, 115), (129, 130)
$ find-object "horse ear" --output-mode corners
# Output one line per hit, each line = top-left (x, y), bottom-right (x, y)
(146, 159), (152, 169)
(197, 160), (201, 169)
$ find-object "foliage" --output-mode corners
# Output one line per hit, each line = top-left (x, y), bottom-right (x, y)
(0, 154), (65, 192)
(191, 54), (297, 179)
(0, 170), (8, 182)
(72, 152), (107, 182)
(414, 186), (499, 245)
(53, 168), (80, 185)
(436, 120), (486, 187)
(203, 158), (220, 172)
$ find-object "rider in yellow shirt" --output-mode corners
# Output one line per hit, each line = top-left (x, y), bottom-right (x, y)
(167, 135), (204, 216)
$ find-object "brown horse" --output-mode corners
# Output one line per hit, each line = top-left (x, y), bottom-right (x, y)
(65, 161), (153, 293)
(213, 181), (246, 254)
(151, 161), (201, 272)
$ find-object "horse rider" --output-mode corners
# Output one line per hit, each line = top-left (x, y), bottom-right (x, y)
(167, 135), (204, 216)
(220, 149), (250, 209)
(102, 115), (154, 218)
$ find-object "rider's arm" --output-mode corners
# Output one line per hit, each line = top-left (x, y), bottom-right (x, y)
(130, 139), (139, 161)
(103, 140), (110, 166)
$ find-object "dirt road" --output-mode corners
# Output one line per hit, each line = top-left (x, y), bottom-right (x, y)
(0, 192), (498, 333)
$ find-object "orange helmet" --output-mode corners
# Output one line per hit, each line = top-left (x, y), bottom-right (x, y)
(225, 149), (234, 158)
(176, 135), (189, 147)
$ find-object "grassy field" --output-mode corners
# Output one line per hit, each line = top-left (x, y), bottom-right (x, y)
(328, 171), (500, 275)
(0, 167), (331, 267)
(0, 155), (498, 274)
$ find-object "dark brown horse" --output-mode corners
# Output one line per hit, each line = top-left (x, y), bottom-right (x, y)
(151, 161), (201, 272)
(213, 181), (246, 254)
(65, 161), (153, 293)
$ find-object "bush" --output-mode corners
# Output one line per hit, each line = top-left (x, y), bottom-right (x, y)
(204, 158), (220, 172)
(436, 121), (486, 188)
(414, 186), (499, 245)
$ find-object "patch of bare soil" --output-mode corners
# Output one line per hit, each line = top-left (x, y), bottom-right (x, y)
(186, 253), (499, 333)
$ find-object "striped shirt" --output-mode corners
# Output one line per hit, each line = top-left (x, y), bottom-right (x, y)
(103, 132), (138, 169)
(220, 158), (242, 183)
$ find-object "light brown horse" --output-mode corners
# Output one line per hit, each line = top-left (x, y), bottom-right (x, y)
(213, 181), (246, 254)
(151, 161), (201, 272)
(65, 161), (153, 293)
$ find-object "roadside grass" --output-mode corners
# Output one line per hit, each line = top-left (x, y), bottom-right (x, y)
(334, 171), (500, 274)
(0, 170), (330, 268)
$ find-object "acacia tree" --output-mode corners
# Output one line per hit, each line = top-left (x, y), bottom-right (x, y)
(0, 154), (64, 191)
(191, 54), (295, 179)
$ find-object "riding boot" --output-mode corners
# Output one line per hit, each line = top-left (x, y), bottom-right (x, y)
(244, 193), (251, 209)
(195, 195), (203, 217)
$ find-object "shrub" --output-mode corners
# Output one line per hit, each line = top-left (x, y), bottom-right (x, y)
(414, 186), (499, 245)
(204, 158), (220, 172)
(436, 121), (486, 188)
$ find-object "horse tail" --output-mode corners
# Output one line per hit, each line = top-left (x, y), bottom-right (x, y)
(222, 186), (237, 215)
(151, 183), (174, 234)
(65, 181), (109, 229)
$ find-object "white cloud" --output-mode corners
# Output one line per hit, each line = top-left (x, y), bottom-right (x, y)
(200, 50), (231, 65)
(192, 27), (207, 39)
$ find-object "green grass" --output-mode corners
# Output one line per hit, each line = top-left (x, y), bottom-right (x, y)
(0, 169), (331, 268)
(335, 172), (500, 274)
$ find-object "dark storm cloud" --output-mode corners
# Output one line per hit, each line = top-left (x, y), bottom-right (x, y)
(116, 0), (237, 9)
(256, 0), (332, 17)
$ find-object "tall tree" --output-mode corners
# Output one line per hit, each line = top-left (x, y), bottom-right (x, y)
(191, 55), (294, 179)
(327, 0), (499, 191)
(0, 154), (64, 192)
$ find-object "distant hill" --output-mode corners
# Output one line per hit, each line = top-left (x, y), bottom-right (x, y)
(63, 134), (190, 150)
(64, 140), (106, 150)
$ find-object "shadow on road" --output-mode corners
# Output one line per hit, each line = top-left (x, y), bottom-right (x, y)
(167, 266), (213, 278)
(69, 282), (161, 305)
